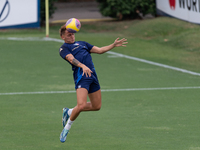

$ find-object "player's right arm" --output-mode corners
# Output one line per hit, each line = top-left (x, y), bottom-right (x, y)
(90, 38), (128, 54)
(65, 54), (93, 77)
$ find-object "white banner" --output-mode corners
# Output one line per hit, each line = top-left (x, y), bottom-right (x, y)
(156, 0), (200, 24)
(0, 0), (40, 28)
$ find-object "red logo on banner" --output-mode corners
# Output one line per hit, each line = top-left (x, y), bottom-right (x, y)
(169, 0), (176, 10)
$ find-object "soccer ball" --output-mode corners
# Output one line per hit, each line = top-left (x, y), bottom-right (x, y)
(65, 18), (81, 33)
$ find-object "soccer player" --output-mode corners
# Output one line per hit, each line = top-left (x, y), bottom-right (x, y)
(59, 25), (128, 143)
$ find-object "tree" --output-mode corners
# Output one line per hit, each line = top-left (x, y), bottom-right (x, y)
(96, 0), (156, 20)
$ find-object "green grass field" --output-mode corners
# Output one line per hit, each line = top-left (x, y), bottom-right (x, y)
(0, 17), (200, 150)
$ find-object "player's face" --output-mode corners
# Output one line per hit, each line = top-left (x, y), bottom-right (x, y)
(63, 30), (75, 43)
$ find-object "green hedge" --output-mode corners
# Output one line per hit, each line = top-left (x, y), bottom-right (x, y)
(40, 0), (57, 25)
(96, 0), (156, 20)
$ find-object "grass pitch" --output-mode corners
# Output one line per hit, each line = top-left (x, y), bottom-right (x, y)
(0, 17), (200, 150)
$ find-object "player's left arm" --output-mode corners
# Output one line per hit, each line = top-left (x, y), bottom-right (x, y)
(90, 38), (128, 54)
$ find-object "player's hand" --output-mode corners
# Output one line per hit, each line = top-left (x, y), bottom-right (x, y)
(114, 38), (128, 47)
(82, 65), (93, 77)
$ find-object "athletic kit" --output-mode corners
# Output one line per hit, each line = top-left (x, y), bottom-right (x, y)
(59, 41), (100, 93)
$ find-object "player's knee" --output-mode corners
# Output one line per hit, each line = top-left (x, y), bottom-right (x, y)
(95, 103), (101, 111)
(77, 104), (86, 112)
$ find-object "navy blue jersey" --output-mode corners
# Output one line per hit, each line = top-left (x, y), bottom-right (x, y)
(59, 41), (95, 85)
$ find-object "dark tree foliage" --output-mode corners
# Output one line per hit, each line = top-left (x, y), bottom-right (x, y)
(96, 0), (156, 20)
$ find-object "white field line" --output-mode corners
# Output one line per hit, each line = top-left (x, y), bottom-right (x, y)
(0, 86), (200, 96)
(107, 51), (200, 76)
(2, 37), (200, 76)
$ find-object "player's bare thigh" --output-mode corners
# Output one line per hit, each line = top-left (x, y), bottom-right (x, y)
(88, 89), (102, 110)
(76, 88), (88, 107)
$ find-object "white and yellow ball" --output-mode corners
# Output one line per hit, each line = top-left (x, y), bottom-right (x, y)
(65, 18), (81, 33)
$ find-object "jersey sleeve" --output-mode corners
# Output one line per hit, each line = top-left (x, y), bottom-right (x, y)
(84, 42), (94, 52)
(59, 45), (71, 60)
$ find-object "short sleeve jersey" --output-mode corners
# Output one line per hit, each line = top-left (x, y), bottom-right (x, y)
(59, 41), (95, 85)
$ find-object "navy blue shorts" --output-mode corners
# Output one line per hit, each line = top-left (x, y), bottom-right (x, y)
(75, 74), (100, 94)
